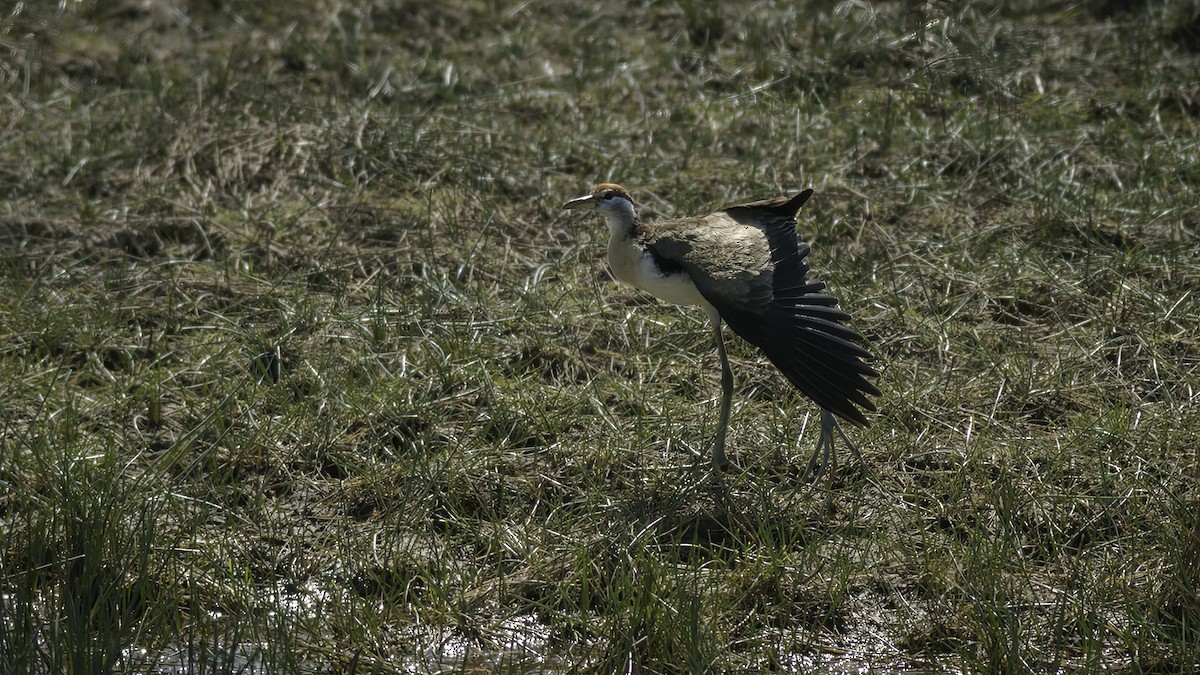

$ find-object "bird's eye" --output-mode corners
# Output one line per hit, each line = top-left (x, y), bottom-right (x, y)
(602, 192), (614, 200)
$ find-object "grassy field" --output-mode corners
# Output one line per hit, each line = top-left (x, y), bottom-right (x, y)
(2, 0), (1199, 672)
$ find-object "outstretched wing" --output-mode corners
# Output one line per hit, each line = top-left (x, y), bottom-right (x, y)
(644, 191), (879, 425)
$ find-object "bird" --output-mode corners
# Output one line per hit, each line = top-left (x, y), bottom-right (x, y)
(561, 183), (879, 476)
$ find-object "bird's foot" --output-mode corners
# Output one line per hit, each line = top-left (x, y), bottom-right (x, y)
(804, 409), (864, 483)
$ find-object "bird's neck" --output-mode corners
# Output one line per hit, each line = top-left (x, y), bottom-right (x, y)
(604, 209), (648, 289)
(602, 204), (640, 244)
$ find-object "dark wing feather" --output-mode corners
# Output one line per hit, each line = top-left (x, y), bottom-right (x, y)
(649, 190), (879, 426)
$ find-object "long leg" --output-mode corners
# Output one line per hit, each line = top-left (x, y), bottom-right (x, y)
(708, 309), (733, 470)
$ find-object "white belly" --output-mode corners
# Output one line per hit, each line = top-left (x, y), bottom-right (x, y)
(633, 255), (707, 306)
(612, 250), (708, 307)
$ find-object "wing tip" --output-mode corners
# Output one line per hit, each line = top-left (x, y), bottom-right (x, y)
(784, 189), (814, 215)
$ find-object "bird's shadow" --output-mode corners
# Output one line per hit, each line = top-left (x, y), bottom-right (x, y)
(614, 461), (870, 566)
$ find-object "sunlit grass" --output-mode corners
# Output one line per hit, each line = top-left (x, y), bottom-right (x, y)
(1, 0), (1198, 672)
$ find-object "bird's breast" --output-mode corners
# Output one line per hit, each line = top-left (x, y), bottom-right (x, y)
(608, 238), (707, 307)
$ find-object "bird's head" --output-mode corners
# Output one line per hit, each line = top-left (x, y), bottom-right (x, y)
(561, 183), (637, 225)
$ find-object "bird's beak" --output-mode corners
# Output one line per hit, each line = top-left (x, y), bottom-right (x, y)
(561, 193), (597, 210)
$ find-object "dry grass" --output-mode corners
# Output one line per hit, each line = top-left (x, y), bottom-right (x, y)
(2, 0), (1199, 672)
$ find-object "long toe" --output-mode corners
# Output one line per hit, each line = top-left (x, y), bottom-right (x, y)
(807, 429), (832, 480)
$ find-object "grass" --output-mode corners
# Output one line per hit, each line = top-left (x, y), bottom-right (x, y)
(1, 0), (1199, 671)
